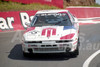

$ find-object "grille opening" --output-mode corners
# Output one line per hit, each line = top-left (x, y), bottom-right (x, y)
(41, 45), (45, 47)
(25, 41), (42, 43)
(46, 45), (52, 47)
(53, 45), (57, 47)
(28, 48), (33, 53)
(31, 45), (37, 47)
(56, 40), (72, 43)
(41, 45), (57, 47)
(34, 48), (64, 52)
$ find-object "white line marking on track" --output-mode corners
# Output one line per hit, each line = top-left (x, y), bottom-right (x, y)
(83, 50), (100, 67)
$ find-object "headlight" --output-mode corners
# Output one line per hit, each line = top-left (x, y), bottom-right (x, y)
(29, 30), (39, 35)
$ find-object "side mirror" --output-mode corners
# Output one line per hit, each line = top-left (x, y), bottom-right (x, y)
(25, 22), (30, 27)
(73, 17), (78, 23)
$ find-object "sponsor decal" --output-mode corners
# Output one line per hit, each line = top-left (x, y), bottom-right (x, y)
(20, 12), (33, 29)
(73, 41), (78, 45)
(60, 33), (75, 39)
(41, 28), (56, 37)
(0, 17), (14, 30)
(63, 26), (76, 30)
(0, 11), (37, 32)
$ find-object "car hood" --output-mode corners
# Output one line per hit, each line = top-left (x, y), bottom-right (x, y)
(23, 26), (76, 41)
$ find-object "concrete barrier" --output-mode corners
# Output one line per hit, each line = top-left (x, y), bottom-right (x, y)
(66, 7), (100, 25)
(0, 7), (100, 32)
(0, 10), (37, 32)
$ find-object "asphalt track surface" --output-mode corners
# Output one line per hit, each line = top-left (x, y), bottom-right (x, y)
(0, 24), (100, 67)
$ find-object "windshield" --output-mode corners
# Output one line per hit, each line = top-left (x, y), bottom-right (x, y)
(31, 13), (72, 27)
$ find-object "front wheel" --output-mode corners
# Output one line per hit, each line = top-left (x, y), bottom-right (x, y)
(70, 37), (80, 57)
(69, 44), (79, 57)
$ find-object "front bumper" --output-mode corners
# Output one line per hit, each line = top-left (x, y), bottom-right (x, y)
(22, 40), (77, 53)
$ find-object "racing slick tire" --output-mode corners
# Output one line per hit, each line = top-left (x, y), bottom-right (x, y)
(69, 46), (79, 57)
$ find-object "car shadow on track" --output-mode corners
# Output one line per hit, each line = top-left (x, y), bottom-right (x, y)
(8, 44), (77, 61)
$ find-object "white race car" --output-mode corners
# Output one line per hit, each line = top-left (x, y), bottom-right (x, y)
(22, 10), (80, 57)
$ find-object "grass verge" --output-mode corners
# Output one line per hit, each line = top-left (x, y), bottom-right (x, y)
(0, 0), (100, 12)
(0, 1), (59, 12)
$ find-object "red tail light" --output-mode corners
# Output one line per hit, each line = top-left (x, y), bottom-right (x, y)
(60, 33), (75, 40)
